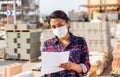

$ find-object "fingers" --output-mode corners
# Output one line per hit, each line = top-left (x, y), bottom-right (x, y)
(59, 62), (72, 70)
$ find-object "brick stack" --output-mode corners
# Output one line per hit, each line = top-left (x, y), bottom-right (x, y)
(111, 39), (120, 75)
(5, 24), (41, 61)
(3, 63), (22, 77)
(70, 22), (111, 53)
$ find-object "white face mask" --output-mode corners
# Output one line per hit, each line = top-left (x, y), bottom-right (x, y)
(52, 26), (68, 38)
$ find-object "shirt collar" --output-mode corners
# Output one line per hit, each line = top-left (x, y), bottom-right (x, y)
(53, 33), (76, 44)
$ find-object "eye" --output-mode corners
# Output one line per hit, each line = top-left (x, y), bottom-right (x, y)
(58, 25), (62, 27)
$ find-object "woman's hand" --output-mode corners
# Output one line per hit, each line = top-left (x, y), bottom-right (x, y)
(59, 61), (83, 73)
(59, 61), (73, 70)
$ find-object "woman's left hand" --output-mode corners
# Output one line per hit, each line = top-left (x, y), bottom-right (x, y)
(59, 61), (74, 70)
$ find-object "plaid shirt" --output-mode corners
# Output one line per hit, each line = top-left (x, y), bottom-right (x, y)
(42, 33), (90, 77)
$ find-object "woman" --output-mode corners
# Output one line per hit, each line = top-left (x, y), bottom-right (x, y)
(42, 10), (90, 77)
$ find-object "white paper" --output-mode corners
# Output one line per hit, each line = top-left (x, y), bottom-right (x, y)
(41, 51), (70, 75)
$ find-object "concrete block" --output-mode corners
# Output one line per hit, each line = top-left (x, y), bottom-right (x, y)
(5, 24), (15, 30)
(20, 33), (30, 38)
(0, 48), (5, 58)
(71, 22), (84, 30)
(85, 23), (102, 31)
(6, 32), (18, 38)
(3, 63), (22, 77)
(71, 30), (86, 38)
(17, 24), (37, 30)
(7, 44), (18, 48)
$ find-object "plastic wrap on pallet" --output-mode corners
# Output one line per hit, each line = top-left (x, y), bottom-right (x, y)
(5, 31), (41, 61)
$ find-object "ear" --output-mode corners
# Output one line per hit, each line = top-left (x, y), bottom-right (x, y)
(66, 20), (71, 28)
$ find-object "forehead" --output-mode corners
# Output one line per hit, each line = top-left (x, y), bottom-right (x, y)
(50, 18), (66, 25)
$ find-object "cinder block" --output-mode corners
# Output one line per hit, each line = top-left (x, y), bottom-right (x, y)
(71, 22), (84, 30)
(3, 63), (22, 77)
(5, 24), (15, 30)
(17, 24), (37, 30)
(101, 22), (108, 31)
(7, 43), (18, 48)
(6, 48), (18, 59)
(71, 30), (86, 37)
(0, 48), (5, 58)
(6, 32), (18, 38)
(85, 23), (102, 31)
(20, 33), (30, 38)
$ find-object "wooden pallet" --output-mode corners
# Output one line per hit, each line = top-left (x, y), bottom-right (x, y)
(5, 58), (29, 61)
(6, 30), (30, 32)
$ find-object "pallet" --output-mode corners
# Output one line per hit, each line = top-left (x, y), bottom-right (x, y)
(5, 58), (29, 61)
(6, 30), (30, 32)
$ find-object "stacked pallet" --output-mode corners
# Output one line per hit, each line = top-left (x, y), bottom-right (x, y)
(5, 24), (41, 62)
(111, 40), (120, 75)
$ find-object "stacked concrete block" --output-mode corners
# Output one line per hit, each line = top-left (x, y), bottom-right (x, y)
(5, 24), (15, 30)
(40, 29), (54, 51)
(5, 24), (38, 30)
(71, 22), (111, 53)
(3, 63), (22, 77)
(70, 22), (111, 76)
(70, 22), (85, 31)
(5, 24), (41, 61)
(0, 48), (5, 58)
(84, 23), (102, 31)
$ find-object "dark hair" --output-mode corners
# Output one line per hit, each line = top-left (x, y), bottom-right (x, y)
(48, 10), (70, 24)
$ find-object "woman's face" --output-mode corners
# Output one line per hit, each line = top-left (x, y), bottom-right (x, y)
(50, 18), (70, 29)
